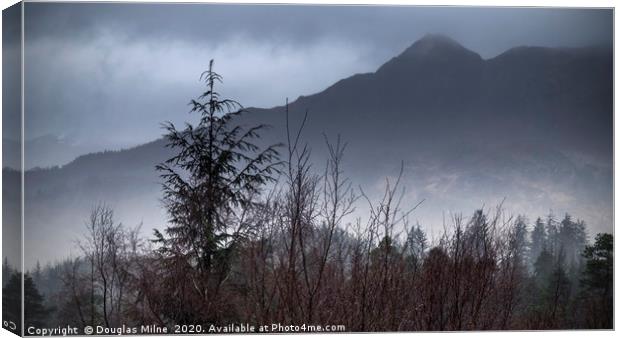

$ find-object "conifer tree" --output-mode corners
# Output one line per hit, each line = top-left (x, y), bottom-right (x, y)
(512, 215), (528, 265)
(579, 233), (612, 328)
(545, 213), (559, 255)
(558, 214), (587, 268)
(3, 273), (49, 332)
(24, 274), (49, 328)
(154, 60), (281, 323)
(529, 217), (546, 268)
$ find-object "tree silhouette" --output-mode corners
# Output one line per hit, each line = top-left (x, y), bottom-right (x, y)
(154, 60), (281, 323)
(24, 274), (49, 328)
(2, 257), (13, 288)
(579, 233), (612, 328)
(529, 218), (546, 269)
(2, 273), (49, 333)
(2, 272), (21, 334)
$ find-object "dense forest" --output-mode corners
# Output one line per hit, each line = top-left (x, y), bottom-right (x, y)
(3, 62), (613, 333)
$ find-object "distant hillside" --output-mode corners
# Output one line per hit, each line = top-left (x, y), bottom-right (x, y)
(3, 134), (95, 170)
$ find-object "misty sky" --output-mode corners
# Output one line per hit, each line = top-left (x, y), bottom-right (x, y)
(21, 3), (612, 155)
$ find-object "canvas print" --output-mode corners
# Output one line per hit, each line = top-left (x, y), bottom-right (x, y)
(2, 2), (614, 336)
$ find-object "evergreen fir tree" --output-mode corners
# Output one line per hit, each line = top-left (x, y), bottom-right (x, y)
(154, 60), (281, 323)
(512, 215), (528, 265)
(545, 213), (559, 255)
(578, 233), (612, 328)
(24, 274), (49, 328)
(558, 214), (587, 269)
(529, 217), (546, 269)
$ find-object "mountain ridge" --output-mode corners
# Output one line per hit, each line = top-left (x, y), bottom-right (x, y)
(15, 34), (611, 173)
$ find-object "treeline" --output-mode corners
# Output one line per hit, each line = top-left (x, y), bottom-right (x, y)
(9, 208), (612, 331)
(4, 61), (613, 332)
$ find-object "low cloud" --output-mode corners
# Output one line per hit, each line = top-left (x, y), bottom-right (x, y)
(25, 33), (376, 150)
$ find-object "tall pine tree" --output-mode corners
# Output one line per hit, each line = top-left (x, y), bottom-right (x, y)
(529, 217), (546, 269)
(154, 60), (281, 323)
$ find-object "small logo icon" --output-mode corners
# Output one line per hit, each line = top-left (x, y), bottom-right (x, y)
(3, 320), (16, 331)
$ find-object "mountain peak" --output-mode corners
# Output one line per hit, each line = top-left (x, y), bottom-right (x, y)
(375, 34), (482, 75)
(402, 34), (476, 58)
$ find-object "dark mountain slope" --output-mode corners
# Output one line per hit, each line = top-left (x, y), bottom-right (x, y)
(246, 34), (612, 159)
